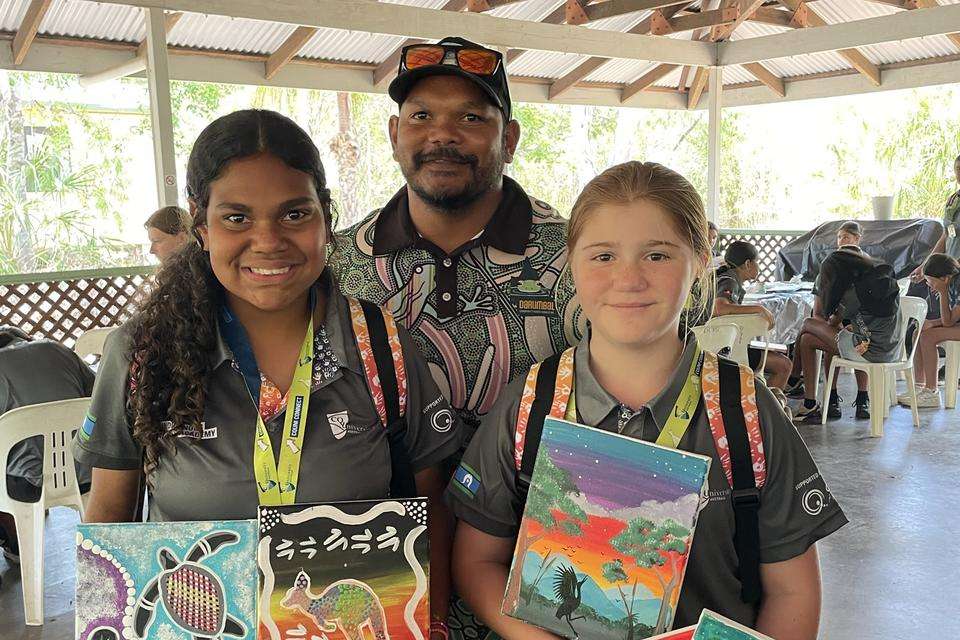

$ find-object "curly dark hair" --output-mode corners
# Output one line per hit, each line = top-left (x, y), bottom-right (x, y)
(127, 109), (332, 481)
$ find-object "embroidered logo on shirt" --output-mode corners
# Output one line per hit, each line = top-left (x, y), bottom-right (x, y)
(507, 258), (556, 316)
(79, 413), (96, 442)
(453, 463), (481, 498)
(802, 488), (826, 516)
(431, 408), (454, 433)
(328, 411), (350, 440)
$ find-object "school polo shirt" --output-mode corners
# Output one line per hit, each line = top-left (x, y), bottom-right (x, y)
(72, 290), (463, 522)
(0, 340), (95, 486)
(332, 177), (580, 435)
(715, 266), (746, 304)
(944, 190), (960, 259)
(446, 335), (848, 629)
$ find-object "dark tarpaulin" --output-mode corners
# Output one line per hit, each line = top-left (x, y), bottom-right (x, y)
(777, 218), (944, 280)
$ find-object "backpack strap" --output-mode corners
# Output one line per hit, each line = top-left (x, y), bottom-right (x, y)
(514, 348), (574, 497)
(702, 350), (766, 604)
(348, 297), (415, 498)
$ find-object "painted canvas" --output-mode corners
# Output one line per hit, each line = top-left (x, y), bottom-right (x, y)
(502, 417), (711, 640)
(691, 610), (774, 640)
(649, 626), (696, 640)
(257, 499), (430, 640)
(75, 520), (257, 640)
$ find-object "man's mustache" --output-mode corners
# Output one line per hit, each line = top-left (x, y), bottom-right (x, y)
(414, 148), (478, 169)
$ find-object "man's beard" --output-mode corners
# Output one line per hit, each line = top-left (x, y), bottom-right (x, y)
(402, 146), (504, 213)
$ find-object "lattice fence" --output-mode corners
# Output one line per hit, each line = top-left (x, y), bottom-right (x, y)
(0, 267), (155, 347)
(717, 229), (805, 282)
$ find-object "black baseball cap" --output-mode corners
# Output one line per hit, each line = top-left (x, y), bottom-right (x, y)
(388, 36), (513, 122)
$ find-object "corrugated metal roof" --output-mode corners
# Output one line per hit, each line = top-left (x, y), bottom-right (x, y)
(2, 0), (959, 94)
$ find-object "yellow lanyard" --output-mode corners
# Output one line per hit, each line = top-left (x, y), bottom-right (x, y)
(253, 317), (314, 506)
(565, 345), (703, 449)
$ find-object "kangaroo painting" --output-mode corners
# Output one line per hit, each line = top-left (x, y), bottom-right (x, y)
(281, 570), (389, 640)
(258, 499), (430, 640)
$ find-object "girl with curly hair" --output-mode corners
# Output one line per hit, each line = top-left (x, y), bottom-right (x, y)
(74, 110), (461, 636)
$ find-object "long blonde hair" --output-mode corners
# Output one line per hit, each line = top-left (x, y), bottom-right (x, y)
(567, 160), (714, 329)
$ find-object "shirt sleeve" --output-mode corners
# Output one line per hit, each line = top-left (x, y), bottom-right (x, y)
(556, 265), (583, 347)
(444, 375), (526, 538)
(72, 325), (142, 470)
(755, 382), (848, 563)
(397, 323), (464, 473)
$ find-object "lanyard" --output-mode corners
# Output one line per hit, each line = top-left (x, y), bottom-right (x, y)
(253, 317), (314, 506)
(565, 345), (703, 449)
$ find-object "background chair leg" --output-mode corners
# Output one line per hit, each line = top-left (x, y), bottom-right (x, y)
(822, 363), (838, 426)
(813, 350), (823, 402)
(905, 368), (921, 428)
(945, 343), (960, 410)
(868, 371), (886, 438)
(14, 503), (45, 625)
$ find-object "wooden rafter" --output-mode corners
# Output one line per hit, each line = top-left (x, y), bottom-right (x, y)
(743, 61), (785, 96)
(265, 26), (318, 79)
(750, 6), (796, 28)
(583, 0), (689, 22)
(136, 12), (182, 58)
(465, 0), (526, 10)
(860, 0), (960, 51)
(687, 66), (709, 108)
(551, 2), (692, 100)
(777, 0), (881, 86)
(651, 7), (740, 35)
(712, 0), (767, 40)
(11, 0), (52, 65)
(622, 64), (680, 101)
(78, 11), (182, 86)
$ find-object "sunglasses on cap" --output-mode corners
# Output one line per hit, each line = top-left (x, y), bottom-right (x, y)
(399, 43), (503, 77)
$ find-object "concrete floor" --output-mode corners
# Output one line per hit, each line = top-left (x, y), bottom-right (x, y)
(0, 375), (957, 639)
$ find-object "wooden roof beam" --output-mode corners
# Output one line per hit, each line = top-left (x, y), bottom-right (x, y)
(712, 0), (768, 40)
(582, 0), (689, 23)
(860, 0), (960, 53)
(651, 6), (740, 35)
(265, 25), (317, 79)
(550, 2), (692, 100)
(621, 63), (679, 101)
(11, 0), (52, 65)
(78, 11), (182, 86)
(743, 61), (785, 96)
(774, 0), (881, 86)
(371, 0), (467, 88)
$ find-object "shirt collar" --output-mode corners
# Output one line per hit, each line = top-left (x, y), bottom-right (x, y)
(372, 175), (534, 256)
(573, 330), (700, 434)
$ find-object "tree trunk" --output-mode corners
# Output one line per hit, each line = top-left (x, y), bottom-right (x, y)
(330, 92), (361, 227)
(652, 557), (681, 634)
(502, 521), (544, 613)
(1, 73), (33, 271)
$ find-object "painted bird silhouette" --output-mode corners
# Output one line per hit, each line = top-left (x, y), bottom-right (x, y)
(553, 565), (588, 639)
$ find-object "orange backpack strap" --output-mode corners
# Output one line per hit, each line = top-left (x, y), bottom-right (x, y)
(348, 297), (408, 427)
(701, 350), (766, 604)
(514, 348), (575, 476)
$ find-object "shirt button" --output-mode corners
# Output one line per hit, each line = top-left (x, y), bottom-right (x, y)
(442, 258), (452, 268)
(441, 292), (452, 302)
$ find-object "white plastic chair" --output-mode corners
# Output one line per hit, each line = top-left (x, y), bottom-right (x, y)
(691, 322), (741, 356)
(0, 397), (90, 625)
(705, 313), (771, 367)
(73, 326), (117, 361)
(821, 296), (927, 437)
(944, 341), (960, 410)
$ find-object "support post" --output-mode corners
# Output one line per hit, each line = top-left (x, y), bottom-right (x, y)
(144, 7), (178, 207)
(706, 66), (722, 223)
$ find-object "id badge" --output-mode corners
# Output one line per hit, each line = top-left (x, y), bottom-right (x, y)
(949, 223), (957, 239)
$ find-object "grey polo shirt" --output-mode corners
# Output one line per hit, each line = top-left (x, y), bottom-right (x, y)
(332, 177), (580, 434)
(446, 336), (847, 629)
(1, 340), (95, 486)
(715, 267), (746, 305)
(73, 289), (463, 522)
(944, 190), (960, 259)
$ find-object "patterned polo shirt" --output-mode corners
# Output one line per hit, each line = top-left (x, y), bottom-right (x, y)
(332, 176), (580, 433)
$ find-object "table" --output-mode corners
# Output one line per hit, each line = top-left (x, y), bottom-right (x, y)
(743, 282), (815, 344)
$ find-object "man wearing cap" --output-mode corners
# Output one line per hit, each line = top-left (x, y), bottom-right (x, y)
(334, 37), (579, 436)
(333, 38), (578, 638)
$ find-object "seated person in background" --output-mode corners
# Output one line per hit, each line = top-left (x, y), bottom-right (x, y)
(707, 221), (724, 269)
(836, 220), (865, 253)
(792, 249), (901, 424)
(898, 253), (960, 408)
(713, 241), (791, 390)
(0, 327), (94, 561)
(145, 205), (191, 263)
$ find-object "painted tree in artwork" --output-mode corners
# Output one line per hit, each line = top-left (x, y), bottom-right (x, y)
(611, 517), (691, 635)
(505, 453), (587, 612)
(602, 558), (640, 640)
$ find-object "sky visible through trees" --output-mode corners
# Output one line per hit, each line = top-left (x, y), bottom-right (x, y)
(1, 69), (959, 274)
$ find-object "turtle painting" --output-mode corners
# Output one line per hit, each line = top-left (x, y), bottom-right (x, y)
(133, 531), (247, 639)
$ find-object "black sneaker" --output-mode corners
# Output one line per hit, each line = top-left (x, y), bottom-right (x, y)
(855, 399), (870, 420)
(794, 403), (822, 424)
(827, 396), (842, 420)
(785, 378), (805, 398)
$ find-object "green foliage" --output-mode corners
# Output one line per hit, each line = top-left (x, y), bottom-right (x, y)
(601, 558), (629, 584)
(526, 453), (587, 535)
(611, 517), (690, 570)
